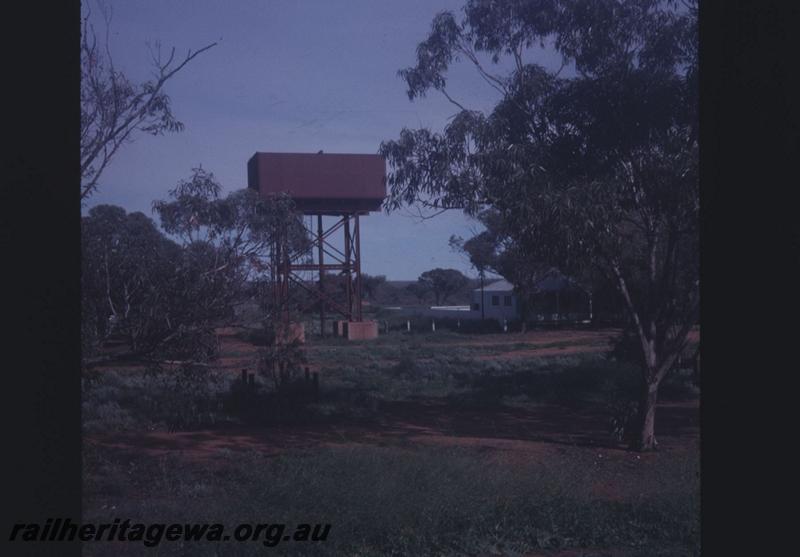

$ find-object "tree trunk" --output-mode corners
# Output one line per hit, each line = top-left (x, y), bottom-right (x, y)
(634, 379), (659, 451)
(480, 273), (485, 321)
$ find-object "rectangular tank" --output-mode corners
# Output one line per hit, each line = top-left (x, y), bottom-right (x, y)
(247, 152), (386, 213)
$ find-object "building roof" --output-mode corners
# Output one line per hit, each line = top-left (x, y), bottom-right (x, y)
(473, 270), (589, 294)
(534, 271), (573, 293)
(479, 279), (515, 292)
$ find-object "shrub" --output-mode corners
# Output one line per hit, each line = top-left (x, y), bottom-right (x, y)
(82, 364), (230, 433)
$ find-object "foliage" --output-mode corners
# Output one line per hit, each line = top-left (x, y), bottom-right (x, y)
(82, 169), (308, 363)
(80, 7), (216, 200)
(82, 364), (229, 433)
(152, 167), (309, 348)
(81, 205), (181, 358)
(418, 267), (470, 305)
(257, 337), (308, 390)
(405, 281), (432, 304)
(449, 229), (497, 277)
(380, 0), (698, 450)
(81, 203), (235, 361)
(152, 167), (307, 261)
(360, 273), (387, 301)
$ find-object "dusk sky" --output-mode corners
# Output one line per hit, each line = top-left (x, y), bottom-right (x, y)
(83, 0), (564, 280)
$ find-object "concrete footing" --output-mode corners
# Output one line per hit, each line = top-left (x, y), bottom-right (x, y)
(333, 320), (346, 337)
(333, 320), (379, 340)
(345, 320), (378, 340)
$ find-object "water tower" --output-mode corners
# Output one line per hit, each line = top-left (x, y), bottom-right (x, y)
(247, 152), (386, 341)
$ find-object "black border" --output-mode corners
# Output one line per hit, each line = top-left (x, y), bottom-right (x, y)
(700, 1), (799, 555)
(3, 1), (799, 555)
(2, 1), (82, 555)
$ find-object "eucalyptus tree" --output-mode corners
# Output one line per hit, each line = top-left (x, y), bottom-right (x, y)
(81, 205), (182, 358)
(153, 167), (310, 340)
(80, 7), (216, 200)
(380, 0), (698, 450)
(418, 268), (470, 305)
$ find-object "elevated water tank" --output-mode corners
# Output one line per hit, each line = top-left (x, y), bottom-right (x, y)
(247, 152), (386, 213)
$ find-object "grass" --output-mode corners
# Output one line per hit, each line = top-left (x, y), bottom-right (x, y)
(83, 327), (700, 556)
(83, 443), (700, 557)
(82, 343), (698, 435)
(312, 350), (697, 422)
(301, 331), (617, 388)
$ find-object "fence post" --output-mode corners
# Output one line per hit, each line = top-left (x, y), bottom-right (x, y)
(407, 320), (411, 332)
(432, 319), (436, 332)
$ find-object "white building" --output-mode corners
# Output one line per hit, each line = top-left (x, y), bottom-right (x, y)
(470, 279), (518, 322)
(470, 270), (592, 324)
